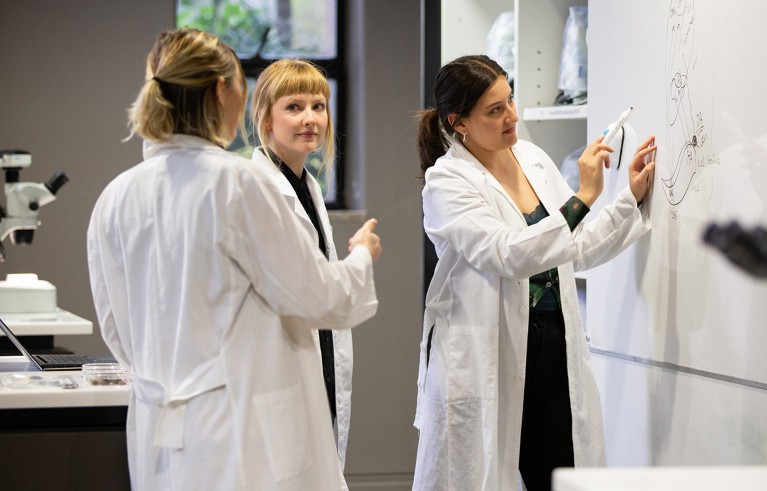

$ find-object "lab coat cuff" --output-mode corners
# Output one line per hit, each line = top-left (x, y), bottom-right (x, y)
(348, 245), (373, 263)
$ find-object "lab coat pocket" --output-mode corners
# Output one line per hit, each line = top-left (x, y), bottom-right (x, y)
(253, 383), (313, 482)
(446, 324), (498, 400)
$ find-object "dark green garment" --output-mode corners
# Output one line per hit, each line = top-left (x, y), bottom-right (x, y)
(524, 196), (589, 310)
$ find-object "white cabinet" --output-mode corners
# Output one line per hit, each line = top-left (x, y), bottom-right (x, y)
(441, 0), (588, 166)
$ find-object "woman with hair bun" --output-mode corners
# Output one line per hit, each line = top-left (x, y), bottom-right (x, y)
(413, 54), (656, 491)
(87, 28), (381, 490)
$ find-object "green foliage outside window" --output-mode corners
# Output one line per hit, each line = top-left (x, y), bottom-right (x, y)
(177, 0), (270, 57)
(176, 0), (335, 198)
(177, 0), (324, 58)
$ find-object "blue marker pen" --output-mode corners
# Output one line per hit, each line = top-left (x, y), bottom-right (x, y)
(602, 106), (633, 146)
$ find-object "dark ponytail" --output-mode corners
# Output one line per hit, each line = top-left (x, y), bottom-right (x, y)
(417, 55), (508, 179)
(417, 108), (449, 179)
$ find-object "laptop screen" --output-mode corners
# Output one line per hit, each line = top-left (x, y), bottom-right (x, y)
(0, 316), (39, 365)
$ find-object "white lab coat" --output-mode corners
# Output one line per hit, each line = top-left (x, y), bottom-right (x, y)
(251, 148), (354, 488)
(413, 139), (650, 490)
(87, 135), (377, 491)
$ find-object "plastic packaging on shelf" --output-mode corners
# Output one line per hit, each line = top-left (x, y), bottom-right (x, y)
(82, 363), (130, 386)
(487, 11), (516, 85)
(556, 6), (588, 105)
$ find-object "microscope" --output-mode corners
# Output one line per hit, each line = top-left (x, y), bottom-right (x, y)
(703, 221), (767, 279)
(0, 149), (68, 262)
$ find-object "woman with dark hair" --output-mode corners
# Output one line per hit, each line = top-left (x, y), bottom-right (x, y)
(413, 55), (656, 491)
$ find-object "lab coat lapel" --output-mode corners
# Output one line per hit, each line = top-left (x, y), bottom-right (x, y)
(451, 142), (522, 216)
(451, 140), (562, 216)
(252, 150), (313, 227)
(513, 142), (561, 214)
(306, 174), (335, 260)
(275, 174), (313, 227)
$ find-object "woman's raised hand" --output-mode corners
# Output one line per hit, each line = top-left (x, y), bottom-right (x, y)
(628, 135), (657, 205)
(348, 218), (382, 262)
(575, 136), (613, 207)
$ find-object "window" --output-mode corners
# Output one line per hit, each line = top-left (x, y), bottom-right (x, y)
(177, 0), (345, 207)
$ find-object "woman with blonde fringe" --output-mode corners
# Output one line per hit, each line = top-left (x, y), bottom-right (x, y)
(250, 58), (356, 490)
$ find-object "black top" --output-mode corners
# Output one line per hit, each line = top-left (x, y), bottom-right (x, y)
(269, 150), (337, 424)
(278, 163), (328, 259)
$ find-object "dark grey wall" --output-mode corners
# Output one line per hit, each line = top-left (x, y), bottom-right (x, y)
(342, 1), (421, 487)
(0, 1), (174, 354)
(0, 0), (421, 488)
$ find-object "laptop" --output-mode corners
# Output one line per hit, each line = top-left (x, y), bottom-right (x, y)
(0, 316), (116, 371)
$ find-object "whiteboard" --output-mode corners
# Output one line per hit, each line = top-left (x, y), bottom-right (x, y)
(587, 0), (767, 386)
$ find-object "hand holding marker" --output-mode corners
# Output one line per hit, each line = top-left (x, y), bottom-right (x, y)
(602, 106), (633, 168)
(603, 107), (633, 145)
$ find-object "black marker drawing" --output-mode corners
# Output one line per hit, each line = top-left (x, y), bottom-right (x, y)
(663, 0), (712, 206)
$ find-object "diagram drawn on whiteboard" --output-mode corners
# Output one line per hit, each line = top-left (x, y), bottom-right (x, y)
(663, 0), (715, 207)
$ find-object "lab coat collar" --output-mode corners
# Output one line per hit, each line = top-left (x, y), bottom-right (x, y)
(446, 140), (513, 209)
(446, 139), (544, 177)
(252, 147), (315, 227)
(446, 139), (559, 216)
(446, 138), (552, 214)
(446, 139), (486, 174)
(252, 147), (296, 194)
(142, 134), (222, 160)
(510, 141), (559, 214)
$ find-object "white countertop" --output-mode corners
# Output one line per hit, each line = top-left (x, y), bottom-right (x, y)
(553, 466), (767, 491)
(0, 357), (129, 409)
(0, 309), (93, 336)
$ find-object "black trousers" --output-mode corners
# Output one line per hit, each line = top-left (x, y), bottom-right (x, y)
(519, 310), (574, 491)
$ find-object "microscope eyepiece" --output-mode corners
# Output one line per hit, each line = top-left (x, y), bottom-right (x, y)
(4, 168), (21, 183)
(10, 229), (34, 245)
(45, 171), (69, 195)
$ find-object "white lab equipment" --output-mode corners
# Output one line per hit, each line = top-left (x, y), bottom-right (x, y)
(0, 149), (68, 261)
(0, 274), (57, 313)
(0, 149), (84, 335)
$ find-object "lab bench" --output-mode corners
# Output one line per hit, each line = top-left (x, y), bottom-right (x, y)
(0, 357), (130, 490)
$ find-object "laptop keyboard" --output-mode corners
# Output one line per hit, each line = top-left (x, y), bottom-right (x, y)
(35, 354), (90, 364)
